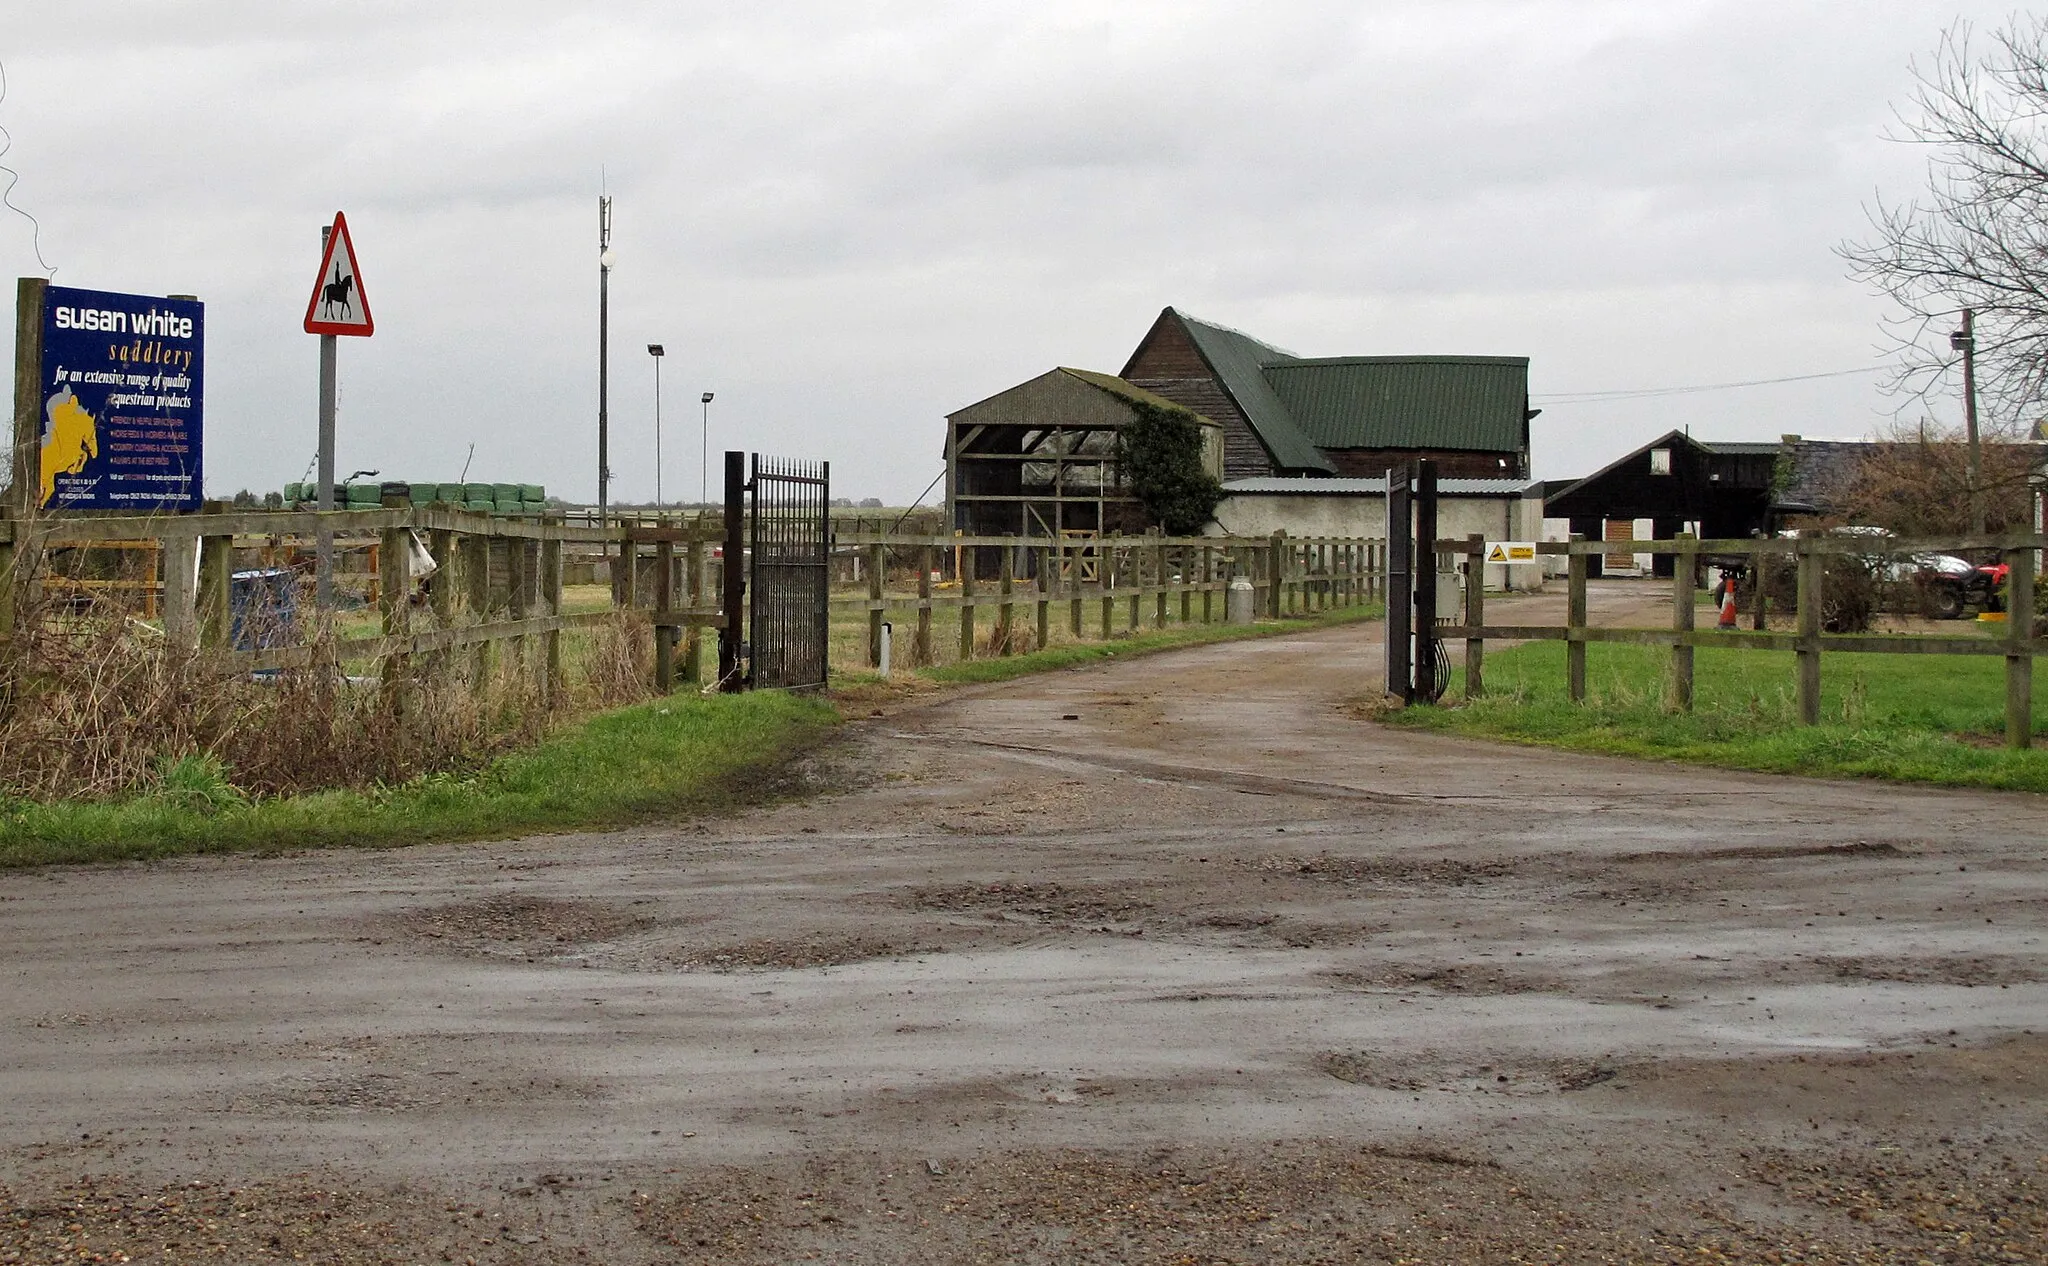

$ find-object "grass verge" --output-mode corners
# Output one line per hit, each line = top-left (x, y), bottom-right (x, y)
(1387, 639), (2048, 793)
(0, 690), (838, 868)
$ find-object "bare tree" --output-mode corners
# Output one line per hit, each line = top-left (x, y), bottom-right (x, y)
(1817, 420), (2038, 538)
(1842, 17), (2048, 424)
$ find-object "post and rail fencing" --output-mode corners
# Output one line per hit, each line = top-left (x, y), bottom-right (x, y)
(828, 532), (1385, 670)
(1434, 532), (2043, 750)
(0, 505), (1386, 699)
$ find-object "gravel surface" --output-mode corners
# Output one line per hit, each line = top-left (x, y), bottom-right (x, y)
(3, 582), (2044, 1262)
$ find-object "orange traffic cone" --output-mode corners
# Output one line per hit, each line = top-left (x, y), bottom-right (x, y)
(1717, 577), (1739, 629)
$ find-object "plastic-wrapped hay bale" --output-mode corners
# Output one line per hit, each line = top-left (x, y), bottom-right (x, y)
(462, 482), (492, 503)
(465, 499), (496, 513)
(491, 482), (518, 503)
(520, 484), (545, 504)
(439, 483), (466, 504)
(408, 483), (437, 505)
(494, 499), (525, 517)
(345, 484), (382, 507)
(284, 482), (303, 505)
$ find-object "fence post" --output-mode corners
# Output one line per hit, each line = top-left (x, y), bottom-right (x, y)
(1035, 546), (1050, 651)
(998, 545), (1015, 655)
(1670, 532), (1695, 712)
(1464, 534), (1484, 699)
(1201, 545), (1215, 623)
(718, 450), (746, 692)
(466, 530), (492, 683)
(683, 537), (704, 684)
(0, 522), (13, 653)
(378, 514), (412, 693)
(1566, 533), (1587, 703)
(539, 522), (563, 701)
(1100, 545), (1115, 638)
(1795, 539), (1822, 726)
(1156, 541), (1169, 629)
(162, 532), (199, 651)
(867, 542), (886, 668)
(655, 537), (676, 691)
(1178, 544), (1191, 624)
(198, 503), (232, 649)
(1068, 542), (1083, 637)
(429, 527), (454, 625)
(2006, 542), (2035, 749)
(1752, 541), (1769, 631)
(1269, 531), (1286, 618)
(506, 531), (530, 675)
(915, 544), (934, 666)
(1125, 543), (1142, 634)
(958, 546), (977, 661)
(619, 535), (640, 610)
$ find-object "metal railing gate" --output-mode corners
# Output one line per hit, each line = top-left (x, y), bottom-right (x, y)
(739, 452), (830, 690)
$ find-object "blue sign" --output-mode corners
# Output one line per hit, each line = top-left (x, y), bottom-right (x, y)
(36, 285), (204, 511)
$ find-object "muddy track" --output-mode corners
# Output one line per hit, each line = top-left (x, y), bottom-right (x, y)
(3, 582), (2045, 1262)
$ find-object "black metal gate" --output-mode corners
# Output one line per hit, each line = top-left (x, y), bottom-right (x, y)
(742, 453), (830, 690)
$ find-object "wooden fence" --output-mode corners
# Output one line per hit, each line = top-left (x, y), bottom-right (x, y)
(829, 532), (1384, 668)
(0, 510), (1386, 691)
(0, 506), (728, 693)
(1436, 532), (2043, 749)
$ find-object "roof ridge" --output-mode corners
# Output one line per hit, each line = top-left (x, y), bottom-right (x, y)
(1169, 307), (1302, 361)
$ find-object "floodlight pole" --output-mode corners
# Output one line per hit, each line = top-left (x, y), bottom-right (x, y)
(648, 344), (665, 508)
(597, 196), (613, 531)
(700, 391), (714, 507)
(315, 223), (337, 612)
(1954, 309), (1984, 537)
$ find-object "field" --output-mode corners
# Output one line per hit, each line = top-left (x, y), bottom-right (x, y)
(1393, 635), (2048, 791)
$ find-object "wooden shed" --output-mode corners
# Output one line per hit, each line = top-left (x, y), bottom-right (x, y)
(944, 367), (1223, 540)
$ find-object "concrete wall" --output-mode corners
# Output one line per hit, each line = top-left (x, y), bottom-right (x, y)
(1212, 491), (1547, 590)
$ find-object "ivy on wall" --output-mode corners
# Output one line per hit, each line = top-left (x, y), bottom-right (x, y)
(1115, 400), (1224, 536)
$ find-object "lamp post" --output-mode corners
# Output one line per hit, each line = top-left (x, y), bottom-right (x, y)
(1952, 310), (1984, 537)
(597, 196), (615, 529)
(647, 344), (665, 508)
(700, 391), (715, 507)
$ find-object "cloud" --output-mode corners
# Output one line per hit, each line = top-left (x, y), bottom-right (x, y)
(0, 0), (2016, 501)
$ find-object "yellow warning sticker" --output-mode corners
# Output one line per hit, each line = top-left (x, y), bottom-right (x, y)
(1486, 541), (1538, 564)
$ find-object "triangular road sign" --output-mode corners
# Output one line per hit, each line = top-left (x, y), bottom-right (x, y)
(1487, 544), (1508, 563)
(304, 212), (374, 336)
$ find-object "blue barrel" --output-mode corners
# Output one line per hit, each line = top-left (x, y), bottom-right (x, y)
(230, 569), (299, 650)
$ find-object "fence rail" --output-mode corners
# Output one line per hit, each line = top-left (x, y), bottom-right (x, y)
(1430, 532), (2042, 749)
(0, 508), (1387, 691)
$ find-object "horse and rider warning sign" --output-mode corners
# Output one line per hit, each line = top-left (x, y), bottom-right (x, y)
(1485, 541), (1538, 564)
(303, 212), (374, 336)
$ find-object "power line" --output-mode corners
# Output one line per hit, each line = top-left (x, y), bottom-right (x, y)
(1533, 364), (1885, 405)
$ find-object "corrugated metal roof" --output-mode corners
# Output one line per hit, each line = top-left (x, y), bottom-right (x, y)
(1223, 476), (1534, 496)
(1173, 310), (1336, 474)
(1261, 356), (1529, 452)
(1057, 368), (1221, 425)
(1700, 440), (1783, 456)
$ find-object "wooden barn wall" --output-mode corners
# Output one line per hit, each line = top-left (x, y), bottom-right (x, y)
(1124, 319), (1275, 480)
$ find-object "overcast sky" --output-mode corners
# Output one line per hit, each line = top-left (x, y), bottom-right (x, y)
(0, 1), (2017, 504)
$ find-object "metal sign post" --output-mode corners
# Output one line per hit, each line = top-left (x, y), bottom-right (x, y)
(303, 212), (375, 612)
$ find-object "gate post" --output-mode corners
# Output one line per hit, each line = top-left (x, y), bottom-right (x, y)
(1385, 467), (1412, 703)
(1567, 534), (1588, 702)
(1795, 539), (1822, 725)
(867, 542), (885, 668)
(718, 450), (746, 691)
(654, 536), (675, 691)
(1464, 533), (1484, 699)
(916, 544), (934, 665)
(2006, 541), (2035, 749)
(1413, 459), (1439, 702)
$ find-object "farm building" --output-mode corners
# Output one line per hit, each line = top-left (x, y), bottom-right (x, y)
(1211, 475), (1547, 592)
(1120, 307), (1536, 481)
(943, 367), (1223, 539)
(1542, 430), (1783, 577)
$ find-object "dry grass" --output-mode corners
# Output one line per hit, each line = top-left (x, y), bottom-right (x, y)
(0, 592), (660, 803)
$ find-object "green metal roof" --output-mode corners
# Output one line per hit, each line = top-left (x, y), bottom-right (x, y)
(1261, 356), (1530, 452)
(1172, 311), (1336, 473)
